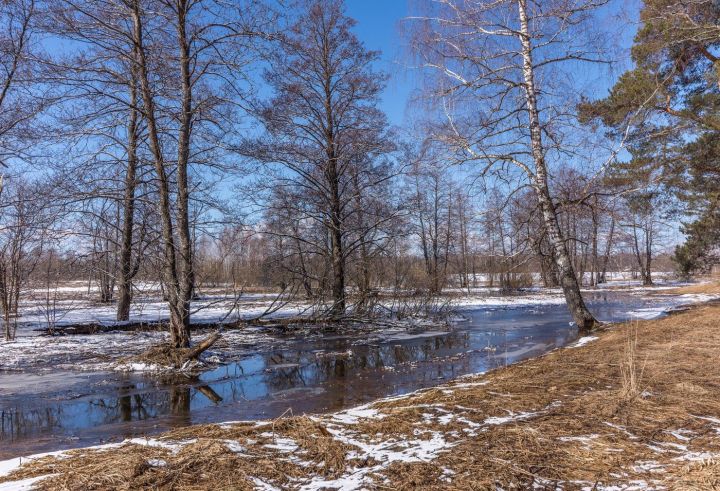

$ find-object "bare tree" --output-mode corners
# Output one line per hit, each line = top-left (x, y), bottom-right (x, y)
(0, 178), (54, 340)
(0, 0), (42, 170)
(620, 191), (666, 286)
(406, 145), (456, 293)
(242, 0), (396, 319)
(128, 0), (268, 347)
(42, 0), (156, 320)
(407, 0), (610, 330)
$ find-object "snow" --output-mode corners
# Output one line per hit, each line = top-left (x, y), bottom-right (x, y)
(262, 437), (299, 452)
(632, 461), (665, 473)
(0, 449), (69, 478)
(310, 426), (455, 490)
(123, 437), (194, 452)
(331, 407), (386, 425)
(571, 336), (599, 348)
(115, 362), (161, 372)
(224, 441), (246, 454)
(582, 480), (653, 491)
(0, 475), (54, 491)
(452, 292), (567, 309)
(558, 434), (600, 448)
(483, 410), (538, 425)
(251, 477), (281, 491)
(13, 288), (308, 332)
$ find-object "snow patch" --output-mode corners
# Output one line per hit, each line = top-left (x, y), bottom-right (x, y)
(571, 336), (599, 348)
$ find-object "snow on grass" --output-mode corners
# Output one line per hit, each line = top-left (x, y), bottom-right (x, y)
(570, 336), (599, 348)
(261, 436), (299, 453)
(581, 480), (654, 491)
(224, 441), (246, 454)
(483, 410), (539, 425)
(331, 406), (386, 425)
(123, 437), (195, 452)
(310, 425), (456, 490)
(251, 477), (282, 491)
(0, 449), (70, 479)
(0, 475), (55, 491)
(558, 434), (601, 450)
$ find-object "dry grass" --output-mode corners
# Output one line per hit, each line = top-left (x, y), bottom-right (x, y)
(117, 344), (192, 369)
(619, 323), (646, 402)
(3, 302), (720, 489)
(663, 280), (720, 295)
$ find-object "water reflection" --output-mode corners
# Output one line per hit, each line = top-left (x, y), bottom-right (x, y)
(0, 291), (680, 458)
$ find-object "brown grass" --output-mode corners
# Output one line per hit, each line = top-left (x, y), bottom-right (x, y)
(619, 323), (646, 402)
(663, 280), (720, 295)
(3, 302), (720, 489)
(117, 344), (192, 369)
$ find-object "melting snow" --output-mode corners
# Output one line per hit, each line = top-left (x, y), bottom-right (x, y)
(571, 336), (599, 348)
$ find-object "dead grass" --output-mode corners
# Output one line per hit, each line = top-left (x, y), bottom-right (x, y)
(3, 302), (720, 489)
(620, 323), (646, 402)
(663, 280), (720, 295)
(118, 343), (192, 369)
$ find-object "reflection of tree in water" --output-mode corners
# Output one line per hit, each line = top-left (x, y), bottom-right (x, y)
(0, 377), (228, 446)
(169, 386), (191, 426)
(1, 405), (64, 442)
(88, 384), (164, 424)
(260, 332), (472, 394)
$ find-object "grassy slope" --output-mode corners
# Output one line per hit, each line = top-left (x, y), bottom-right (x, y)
(2, 300), (720, 490)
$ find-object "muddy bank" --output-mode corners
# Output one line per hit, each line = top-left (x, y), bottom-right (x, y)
(2, 295), (720, 489)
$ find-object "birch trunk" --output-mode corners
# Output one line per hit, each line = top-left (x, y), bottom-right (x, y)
(517, 0), (598, 331)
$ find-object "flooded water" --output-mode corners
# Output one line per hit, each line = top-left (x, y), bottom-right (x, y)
(0, 291), (689, 458)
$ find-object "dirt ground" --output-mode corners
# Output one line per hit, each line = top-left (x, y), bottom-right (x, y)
(2, 296), (720, 490)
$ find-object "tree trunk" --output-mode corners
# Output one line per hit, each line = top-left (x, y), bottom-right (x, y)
(599, 217), (615, 283)
(644, 222), (653, 285)
(518, 0), (598, 331)
(131, 0), (188, 348)
(174, 0), (195, 347)
(116, 70), (140, 321)
(329, 191), (345, 318)
(590, 198), (599, 287)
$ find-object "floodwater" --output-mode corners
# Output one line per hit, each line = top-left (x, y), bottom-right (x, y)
(0, 291), (690, 459)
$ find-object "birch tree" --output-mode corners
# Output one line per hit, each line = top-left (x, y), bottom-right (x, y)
(408, 0), (609, 330)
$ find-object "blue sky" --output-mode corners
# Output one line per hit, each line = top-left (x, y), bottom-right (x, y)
(345, 0), (641, 127)
(345, 0), (415, 126)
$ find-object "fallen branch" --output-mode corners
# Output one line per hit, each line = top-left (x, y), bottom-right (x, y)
(183, 330), (222, 362)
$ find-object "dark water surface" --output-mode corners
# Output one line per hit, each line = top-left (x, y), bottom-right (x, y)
(0, 291), (686, 459)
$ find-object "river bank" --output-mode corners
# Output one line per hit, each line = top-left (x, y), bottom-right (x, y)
(1, 286), (710, 460)
(1, 285), (719, 489)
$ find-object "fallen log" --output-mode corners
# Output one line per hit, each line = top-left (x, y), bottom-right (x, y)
(183, 330), (222, 362)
